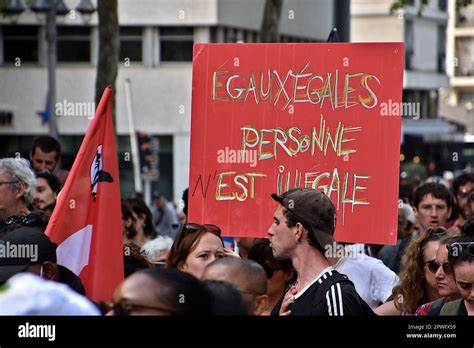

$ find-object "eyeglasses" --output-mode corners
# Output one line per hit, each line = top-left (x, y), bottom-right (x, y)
(107, 302), (175, 316)
(0, 181), (18, 186)
(174, 223), (222, 250)
(425, 260), (453, 275)
(457, 189), (473, 199)
(447, 242), (474, 258)
(1, 214), (44, 228)
(183, 223), (221, 235)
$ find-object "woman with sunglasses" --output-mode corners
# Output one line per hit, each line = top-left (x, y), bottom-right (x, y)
(166, 223), (227, 278)
(388, 227), (449, 315)
(414, 235), (462, 315)
(437, 233), (474, 315)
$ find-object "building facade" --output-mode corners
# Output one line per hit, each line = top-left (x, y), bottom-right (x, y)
(0, 0), (337, 203)
(442, 0), (474, 136)
(352, 0), (472, 174)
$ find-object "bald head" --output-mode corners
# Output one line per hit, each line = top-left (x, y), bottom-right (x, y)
(202, 257), (267, 296)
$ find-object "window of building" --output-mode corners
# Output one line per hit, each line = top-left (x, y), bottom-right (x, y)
(0, 110), (13, 126)
(438, 0), (447, 11)
(403, 90), (438, 119)
(57, 26), (90, 62)
(160, 27), (193, 62)
(437, 25), (446, 73)
(120, 26), (142, 62)
(223, 27), (234, 42)
(245, 30), (255, 43)
(251, 31), (260, 43)
(1, 25), (38, 63)
(459, 92), (474, 104)
(457, 4), (474, 27)
(210, 27), (218, 43)
(455, 37), (474, 76)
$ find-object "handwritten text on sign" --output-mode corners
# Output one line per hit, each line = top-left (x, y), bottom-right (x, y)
(189, 43), (403, 244)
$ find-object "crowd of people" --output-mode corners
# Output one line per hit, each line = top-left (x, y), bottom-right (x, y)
(0, 135), (473, 316)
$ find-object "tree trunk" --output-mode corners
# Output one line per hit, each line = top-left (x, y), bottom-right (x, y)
(260, 0), (283, 43)
(95, 0), (119, 127)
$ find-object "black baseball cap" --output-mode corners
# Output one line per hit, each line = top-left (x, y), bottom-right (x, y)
(0, 227), (57, 284)
(271, 188), (336, 250)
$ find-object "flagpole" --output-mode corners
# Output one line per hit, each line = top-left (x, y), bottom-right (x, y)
(124, 78), (143, 194)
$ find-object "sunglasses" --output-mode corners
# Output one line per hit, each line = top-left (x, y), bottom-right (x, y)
(107, 302), (175, 316)
(1, 214), (44, 228)
(183, 223), (221, 235)
(457, 189), (473, 199)
(425, 228), (448, 238)
(447, 242), (474, 258)
(424, 260), (453, 275)
(0, 181), (18, 186)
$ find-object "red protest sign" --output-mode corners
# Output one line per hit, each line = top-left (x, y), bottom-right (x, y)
(189, 43), (403, 245)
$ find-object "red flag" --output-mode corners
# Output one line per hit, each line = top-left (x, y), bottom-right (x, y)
(45, 86), (123, 302)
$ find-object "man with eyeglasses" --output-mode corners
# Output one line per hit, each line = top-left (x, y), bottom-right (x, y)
(0, 158), (36, 220)
(108, 268), (212, 316)
(413, 183), (454, 234)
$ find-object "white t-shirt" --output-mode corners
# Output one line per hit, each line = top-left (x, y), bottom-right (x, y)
(333, 245), (399, 309)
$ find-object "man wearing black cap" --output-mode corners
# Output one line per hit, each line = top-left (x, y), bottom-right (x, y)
(0, 226), (85, 295)
(268, 188), (374, 315)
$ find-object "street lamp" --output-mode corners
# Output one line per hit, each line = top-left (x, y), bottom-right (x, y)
(3, 0), (96, 139)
